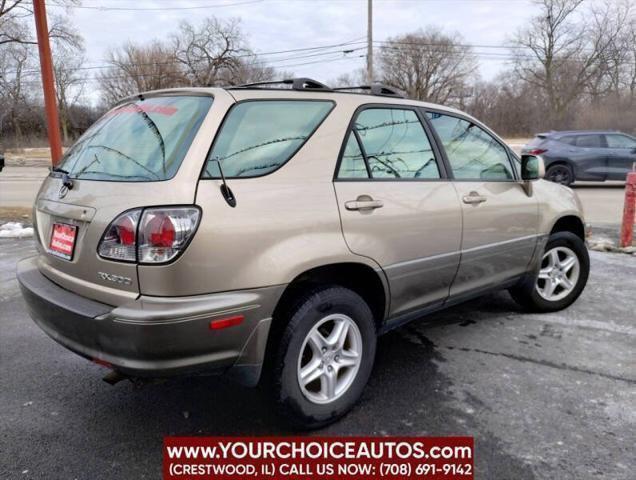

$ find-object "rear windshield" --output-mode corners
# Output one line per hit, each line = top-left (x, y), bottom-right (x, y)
(526, 135), (547, 147)
(58, 95), (213, 182)
(202, 100), (334, 178)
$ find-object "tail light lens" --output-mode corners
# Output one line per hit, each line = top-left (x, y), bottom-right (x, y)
(526, 148), (547, 155)
(98, 207), (200, 264)
(138, 208), (200, 263)
(98, 209), (141, 262)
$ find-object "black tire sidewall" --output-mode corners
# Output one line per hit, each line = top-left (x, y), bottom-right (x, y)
(528, 232), (589, 311)
(547, 164), (574, 186)
(274, 287), (376, 429)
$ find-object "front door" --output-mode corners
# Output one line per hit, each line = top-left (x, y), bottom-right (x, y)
(425, 111), (540, 297)
(604, 133), (636, 181)
(334, 106), (462, 317)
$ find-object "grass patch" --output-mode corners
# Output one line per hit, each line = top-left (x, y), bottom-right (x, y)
(0, 207), (32, 224)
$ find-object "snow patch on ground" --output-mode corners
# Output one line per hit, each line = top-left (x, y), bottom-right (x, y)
(0, 222), (34, 238)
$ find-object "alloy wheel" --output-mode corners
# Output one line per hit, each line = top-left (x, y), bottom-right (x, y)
(547, 166), (572, 185)
(536, 246), (580, 302)
(297, 313), (362, 405)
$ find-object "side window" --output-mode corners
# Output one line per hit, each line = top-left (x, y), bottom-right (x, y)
(559, 135), (576, 145)
(605, 134), (636, 149)
(337, 108), (440, 180)
(575, 135), (602, 148)
(338, 132), (369, 178)
(426, 112), (514, 181)
(202, 100), (333, 178)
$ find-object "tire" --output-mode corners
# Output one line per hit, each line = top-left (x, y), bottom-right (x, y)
(272, 286), (376, 429)
(545, 163), (574, 186)
(510, 231), (589, 312)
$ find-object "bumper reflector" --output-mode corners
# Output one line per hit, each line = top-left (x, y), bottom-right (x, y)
(209, 315), (244, 330)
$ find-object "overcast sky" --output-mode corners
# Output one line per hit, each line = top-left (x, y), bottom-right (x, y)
(47, 0), (543, 99)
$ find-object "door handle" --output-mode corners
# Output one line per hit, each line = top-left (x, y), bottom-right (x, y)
(345, 198), (384, 211)
(462, 192), (487, 205)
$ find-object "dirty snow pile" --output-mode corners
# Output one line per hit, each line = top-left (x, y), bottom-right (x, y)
(0, 222), (34, 238)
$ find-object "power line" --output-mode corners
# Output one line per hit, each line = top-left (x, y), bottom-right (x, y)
(3, 39), (368, 76)
(46, 0), (265, 11)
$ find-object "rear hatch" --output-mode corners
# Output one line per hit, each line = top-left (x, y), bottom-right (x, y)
(521, 133), (551, 155)
(33, 91), (225, 306)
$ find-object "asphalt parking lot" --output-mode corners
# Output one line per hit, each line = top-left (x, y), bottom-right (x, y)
(1, 239), (634, 479)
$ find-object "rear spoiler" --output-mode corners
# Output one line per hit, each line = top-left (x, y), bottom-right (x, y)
(535, 132), (551, 139)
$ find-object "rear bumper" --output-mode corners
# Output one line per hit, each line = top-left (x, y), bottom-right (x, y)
(17, 256), (285, 386)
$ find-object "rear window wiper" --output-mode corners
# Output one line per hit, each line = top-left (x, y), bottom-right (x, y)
(50, 166), (74, 190)
(50, 166), (69, 174)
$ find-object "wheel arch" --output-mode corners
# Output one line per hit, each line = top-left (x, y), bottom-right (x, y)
(263, 262), (389, 371)
(549, 215), (586, 240)
(273, 262), (389, 329)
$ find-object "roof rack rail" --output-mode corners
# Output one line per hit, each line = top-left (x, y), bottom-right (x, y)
(233, 78), (332, 91)
(332, 84), (405, 98)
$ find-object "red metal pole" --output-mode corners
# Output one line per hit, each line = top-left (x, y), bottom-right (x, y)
(32, 0), (63, 166)
(619, 172), (636, 248)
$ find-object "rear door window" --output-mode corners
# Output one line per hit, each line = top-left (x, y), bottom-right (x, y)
(426, 112), (514, 181)
(558, 135), (576, 145)
(575, 135), (602, 148)
(336, 108), (441, 180)
(59, 96), (213, 182)
(338, 132), (369, 178)
(202, 100), (334, 178)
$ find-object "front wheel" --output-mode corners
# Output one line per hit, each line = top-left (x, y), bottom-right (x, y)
(272, 286), (376, 429)
(510, 231), (589, 312)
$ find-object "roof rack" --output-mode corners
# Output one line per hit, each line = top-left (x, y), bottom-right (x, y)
(229, 78), (406, 98)
(332, 84), (405, 98)
(233, 78), (332, 91)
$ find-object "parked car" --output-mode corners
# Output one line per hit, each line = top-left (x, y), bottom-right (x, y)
(17, 79), (589, 428)
(0, 152), (5, 172)
(522, 130), (636, 186)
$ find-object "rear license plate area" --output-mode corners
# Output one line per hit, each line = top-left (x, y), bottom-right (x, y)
(49, 223), (78, 260)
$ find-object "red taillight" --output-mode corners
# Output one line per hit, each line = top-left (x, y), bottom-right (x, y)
(98, 209), (141, 262)
(527, 148), (547, 155)
(147, 214), (175, 247)
(98, 207), (200, 264)
(117, 215), (136, 245)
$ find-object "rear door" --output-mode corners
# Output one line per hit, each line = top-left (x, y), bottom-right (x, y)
(334, 106), (462, 318)
(604, 134), (636, 180)
(425, 111), (539, 298)
(571, 134), (608, 180)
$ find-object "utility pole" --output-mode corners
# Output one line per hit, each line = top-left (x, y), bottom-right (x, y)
(367, 0), (373, 84)
(33, 0), (63, 166)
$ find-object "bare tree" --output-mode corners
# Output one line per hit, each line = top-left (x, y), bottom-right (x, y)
(626, 19), (636, 103)
(172, 17), (250, 86)
(0, 41), (33, 144)
(53, 41), (86, 143)
(511, 0), (631, 126)
(330, 69), (367, 88)
(97, 41), (187, 106)
(377, 28), (477, 105)
(0, 1), (81, 47)
(221, 55), (276, 85)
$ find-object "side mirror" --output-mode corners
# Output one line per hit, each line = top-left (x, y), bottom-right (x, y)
(521, 154), (545, 181)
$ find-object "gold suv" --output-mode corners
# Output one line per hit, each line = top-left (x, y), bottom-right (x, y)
(18, 79), (589, 428)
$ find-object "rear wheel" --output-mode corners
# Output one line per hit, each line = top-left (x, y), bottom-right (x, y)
(510, 231), (589, 312)
(545, 164), (574, 186)
(272, 286), (376, 429)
